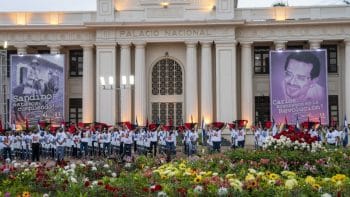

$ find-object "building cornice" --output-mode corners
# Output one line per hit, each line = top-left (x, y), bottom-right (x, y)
(0, 25), (87, 31)
(84, 20), (245, 28)
(244, 18), (350, 27)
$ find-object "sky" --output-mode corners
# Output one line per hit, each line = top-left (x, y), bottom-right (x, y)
(0, 0), (347, 12)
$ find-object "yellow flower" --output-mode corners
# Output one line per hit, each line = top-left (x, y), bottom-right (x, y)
(225, 174), (235, 179)
(179, 163), (186, 170)
(245, 173), (255, 181)
(281, 171), (296, 179)
(248, 168), (257, 174)
(193, 175), (202, 183)
(305, 176), (316, 185)
(312, 183), (322, 191)
(285, 179), (298, 190)
(229, 179), (243, 191)
(206, 171), (213, 176)
(160, 174), (168, 179)
(331, 174), (347, 183)
(22, 191), (30, 197)
(268, 173), (280, 180)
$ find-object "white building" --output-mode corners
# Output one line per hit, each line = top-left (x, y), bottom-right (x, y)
(0, 0), (349, 127)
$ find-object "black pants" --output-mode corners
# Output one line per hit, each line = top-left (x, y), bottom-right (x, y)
(119, 142), (124, 155)
(3, 147), (12, 160)
(32, 143), (40, 162)
(213, 141), (221, 152)
(150, 141), (157, 157)
(133, 141), (137, 152)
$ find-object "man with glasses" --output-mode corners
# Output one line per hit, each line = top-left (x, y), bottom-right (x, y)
(283, 52), (323, 101)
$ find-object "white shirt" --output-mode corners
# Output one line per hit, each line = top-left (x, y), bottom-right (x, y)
(237, 129), (245, 141)
(31, 133), (41, 143)
(211, 130), (222, 142)
(56, 132), (67, 146)
(149, 131), (158, 142)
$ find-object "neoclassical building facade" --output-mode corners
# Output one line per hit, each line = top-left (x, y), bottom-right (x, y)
(0, 0), (350, 127)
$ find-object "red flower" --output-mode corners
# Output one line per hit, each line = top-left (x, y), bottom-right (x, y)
(84, 181), (90, 187)
(98, 181), (103, 186)
(142, 187), (149, 192)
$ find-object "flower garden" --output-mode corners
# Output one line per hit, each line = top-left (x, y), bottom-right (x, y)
(1, 146), (350, 197)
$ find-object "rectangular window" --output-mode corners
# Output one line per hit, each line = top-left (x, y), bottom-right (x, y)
(69, 50), (83, 77)
(7, 50), (17, 77)
(328, 95), (339, 126)
(69, 98), (82, 124)
(321, 45), (337, 73)
(255, 96), (270, 125)
(151, 102), (183, 126)
(254, 46), (270, 74)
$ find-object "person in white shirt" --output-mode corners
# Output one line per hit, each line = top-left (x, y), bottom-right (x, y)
(254, 127), (261, 150)
(158, 128), (167, 154)
(2, 132), (12, 161)
(72, 131), (81, 158)
(229, 125), (238, 149)
(190, 129), (199, 154)
(149, 128), (158, 157)
(211, 128), (222, 152)
(80, 128), (90, 157)
(31, 130), (41, 162)
(56, 128), (67, 162)
(237, 127), (246, 148)
(122, 131), (133, 157)
(326, 128), (337, 146)
(260, 128), (269, 148)
(132, 129), (140, 153)
(102, 129), (111, 157)
(165, 130), (176, 155)
(183, 129), (192, 156)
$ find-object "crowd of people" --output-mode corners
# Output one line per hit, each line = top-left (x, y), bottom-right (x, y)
(0, 122), (348, 163)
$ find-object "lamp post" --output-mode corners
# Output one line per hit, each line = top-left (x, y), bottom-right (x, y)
(100, 75), (134, 90)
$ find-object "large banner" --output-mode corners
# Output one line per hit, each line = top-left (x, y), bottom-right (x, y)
(10, 55), (65, 130)
(270, 50), (328, 125)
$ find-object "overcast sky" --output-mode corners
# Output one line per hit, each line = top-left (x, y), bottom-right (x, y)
(0, 0), (347, 12)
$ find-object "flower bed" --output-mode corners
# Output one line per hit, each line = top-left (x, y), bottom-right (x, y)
(263, 129), (324, 152)
(0, 149), (350, 196)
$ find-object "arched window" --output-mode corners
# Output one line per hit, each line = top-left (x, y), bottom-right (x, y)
(150, 56), (183, 126)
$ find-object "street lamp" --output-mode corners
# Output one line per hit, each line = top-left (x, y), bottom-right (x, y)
(100, 75), (134, 90)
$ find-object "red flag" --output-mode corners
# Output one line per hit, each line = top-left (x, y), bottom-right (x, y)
(0, 118), (3, 132)
(25, 118), (29, 131)
(331, 117), (336, 127)
(168, 118), (173, 126)
(285, 116), (288, 125)
(228, 123), (236, 129)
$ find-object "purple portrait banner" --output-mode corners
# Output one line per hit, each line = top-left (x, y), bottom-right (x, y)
(10, 55), (65, 129)
(270, 50), (328, 125)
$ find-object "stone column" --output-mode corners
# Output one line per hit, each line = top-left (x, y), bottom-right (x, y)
(215, 41), (237, 122)
(134, 42), (147, 126)
(81, 45), (94, 123)
(309, 40), (322, 49)
(201, 41), (213, 123)
(241, 42), (253, 127)
(345, 40), (350, 119)
(119, 43), (132, 122)
(185, 41), (198, 123)
(274, 41), (286, 50)
(49, 45), (61, 54)
(95, 43), (117, 125)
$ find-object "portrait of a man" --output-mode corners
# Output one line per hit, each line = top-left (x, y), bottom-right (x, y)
(282, 52), (323, 100)
(270, 50), (328, 124)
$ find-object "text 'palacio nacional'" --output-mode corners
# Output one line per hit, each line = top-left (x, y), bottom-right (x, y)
(1, 0), (350, 127)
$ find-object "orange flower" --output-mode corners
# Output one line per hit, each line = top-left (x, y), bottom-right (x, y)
(22, 191), (30, 197)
